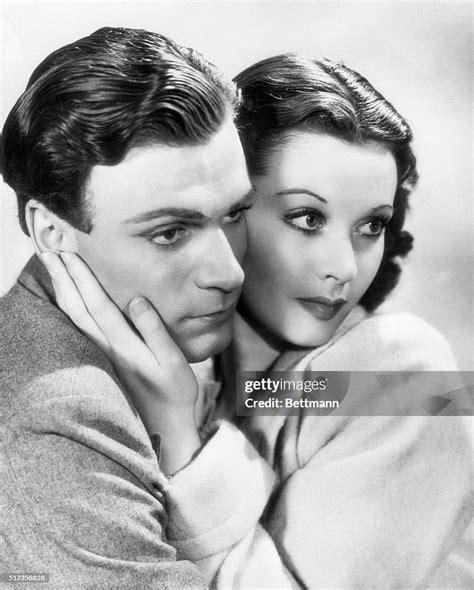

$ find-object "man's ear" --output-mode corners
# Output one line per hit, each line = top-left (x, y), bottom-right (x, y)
(25, 199), (78, 254)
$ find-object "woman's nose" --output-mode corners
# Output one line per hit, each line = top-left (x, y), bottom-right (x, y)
(314, 234), (358, 285)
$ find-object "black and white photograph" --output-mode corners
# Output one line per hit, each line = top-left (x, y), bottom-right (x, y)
(1, 1), (472, 588)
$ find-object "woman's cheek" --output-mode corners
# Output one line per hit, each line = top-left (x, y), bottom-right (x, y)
(357, 241), (385, 296)
(369, 240), (386, 276)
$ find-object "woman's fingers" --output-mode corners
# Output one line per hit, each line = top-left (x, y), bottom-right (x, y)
(128, 297), (198, 411)
(59, 252), (139, 350)
(39, 251), (108, 350)
(129, 297), (186, 367)
(58, 253), (163, 371)
(41, 251), (144, 363)
(41, 251), (197, 417)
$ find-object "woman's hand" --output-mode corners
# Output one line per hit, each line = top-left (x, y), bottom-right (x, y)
(39, 250), (201, 475)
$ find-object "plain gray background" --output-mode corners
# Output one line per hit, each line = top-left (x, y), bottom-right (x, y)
(1, 1), (472, 369)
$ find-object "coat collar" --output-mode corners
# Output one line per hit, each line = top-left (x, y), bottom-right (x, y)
(16, 254), (57, 306)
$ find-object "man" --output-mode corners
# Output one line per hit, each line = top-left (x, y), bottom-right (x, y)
(0, 27), (284, 588)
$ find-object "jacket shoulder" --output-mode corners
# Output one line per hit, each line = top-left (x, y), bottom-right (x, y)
(304, 312), (458, 371)
(1, 282), (89, 371)
(358, 312), (457, 370)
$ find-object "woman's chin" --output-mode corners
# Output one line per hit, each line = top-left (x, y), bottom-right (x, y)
(273, 315), (345, 350)
(283, 329), (336, 349)
(238, 301), (352, 351)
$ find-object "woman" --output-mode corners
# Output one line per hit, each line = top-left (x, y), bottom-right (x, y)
(41, 54), (472, 588)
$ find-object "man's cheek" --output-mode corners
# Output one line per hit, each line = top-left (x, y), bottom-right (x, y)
(145, 291), (181, 326)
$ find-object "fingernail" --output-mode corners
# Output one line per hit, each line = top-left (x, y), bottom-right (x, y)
(130, 297), (150, 316)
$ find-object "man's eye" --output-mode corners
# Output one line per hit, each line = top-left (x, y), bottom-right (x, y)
(222, 210), (242, 224)
(222, 205), (252, 225)
(150, 227), (187, 246)
(355, 218), (387, 237)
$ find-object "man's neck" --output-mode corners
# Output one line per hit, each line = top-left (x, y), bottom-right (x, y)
(215, 312), (281, 419)
(231, 312), (282, 373)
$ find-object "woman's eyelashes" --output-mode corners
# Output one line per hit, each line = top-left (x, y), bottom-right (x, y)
(354, 215), (391, 237)
(284, 208), (392, 238)
(284, 208), (325, 234)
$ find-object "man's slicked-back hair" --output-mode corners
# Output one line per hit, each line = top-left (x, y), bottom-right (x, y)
(234, 53), (418, 312)
(1, 27), (238, 234)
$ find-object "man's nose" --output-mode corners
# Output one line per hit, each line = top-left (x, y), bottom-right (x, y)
(194, 228), (245, 293)
(314, 233), (358, 285)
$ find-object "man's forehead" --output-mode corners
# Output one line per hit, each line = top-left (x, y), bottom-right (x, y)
(87, 125), (251, 224)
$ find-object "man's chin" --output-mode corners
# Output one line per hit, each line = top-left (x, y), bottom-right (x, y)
(179, 327), (233, 363)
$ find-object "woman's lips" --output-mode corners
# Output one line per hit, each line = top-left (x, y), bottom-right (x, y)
(297, 296), (346, 320)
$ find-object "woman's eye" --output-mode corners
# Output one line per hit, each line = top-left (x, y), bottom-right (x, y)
(287, 210), (324, 232)
(355, 218), (387, 237)
(150, 227), (187, 246)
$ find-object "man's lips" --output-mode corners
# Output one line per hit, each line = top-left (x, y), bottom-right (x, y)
(297, 296), (347, 321)
(189, 301), (238, 322)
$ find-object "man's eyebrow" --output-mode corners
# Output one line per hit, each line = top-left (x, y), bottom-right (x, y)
(270, 188), (327, 203)
(123, 187), (256, 225)
(228, 187), (257, 210)
(124, 207), (206, 224)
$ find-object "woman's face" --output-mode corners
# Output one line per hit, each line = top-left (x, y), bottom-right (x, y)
(240, 131), (398, 347)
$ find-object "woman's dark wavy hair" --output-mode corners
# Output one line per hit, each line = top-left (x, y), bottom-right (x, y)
(234, 54), (417, 312)
(1, 27), (238, 235)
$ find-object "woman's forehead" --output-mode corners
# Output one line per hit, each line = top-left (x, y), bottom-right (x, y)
(256, 132), (397, 209)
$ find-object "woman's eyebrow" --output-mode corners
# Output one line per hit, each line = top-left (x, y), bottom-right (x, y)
(368, 204), (394, 215)
(271, 188), (327, 203)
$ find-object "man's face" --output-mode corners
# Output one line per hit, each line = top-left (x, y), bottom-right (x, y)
(73, 119), (253, 362)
